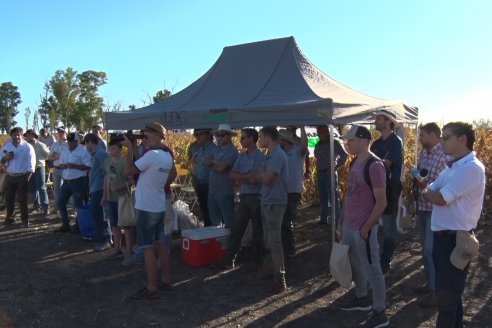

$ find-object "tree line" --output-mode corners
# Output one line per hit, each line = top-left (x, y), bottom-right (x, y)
(0, 67), (172, 133)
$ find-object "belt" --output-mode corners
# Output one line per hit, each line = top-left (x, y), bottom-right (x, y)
(435, 229), (474, 236)
(64, 177), (85, 183)
(7, 172), (28, 177)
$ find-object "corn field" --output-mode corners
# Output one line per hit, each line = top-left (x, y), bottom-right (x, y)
(1, 121), (491, 215)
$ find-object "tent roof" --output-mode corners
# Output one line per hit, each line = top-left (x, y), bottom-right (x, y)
(105, 36), (417, 130)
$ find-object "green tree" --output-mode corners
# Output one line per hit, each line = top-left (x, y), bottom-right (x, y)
(75, 70), (107, 130)
(153, 89), (172, 103)
(48, 67), (79, 129)
(43, 68), (107, 131)
(0, 82), (21, 133)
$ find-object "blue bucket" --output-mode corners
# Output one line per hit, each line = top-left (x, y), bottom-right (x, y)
(77, 205), (95, 240)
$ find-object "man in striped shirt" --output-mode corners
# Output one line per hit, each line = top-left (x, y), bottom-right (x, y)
(413, 123), (448, 294)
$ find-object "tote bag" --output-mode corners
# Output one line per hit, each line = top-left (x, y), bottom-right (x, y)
(329, 242), (353, 288)
(118, 187), (136, 227)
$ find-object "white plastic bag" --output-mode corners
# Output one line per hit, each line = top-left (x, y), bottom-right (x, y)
(173, 200), (197, 231)
(329, 242), (353, 288)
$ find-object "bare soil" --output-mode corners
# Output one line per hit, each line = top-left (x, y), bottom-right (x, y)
(0, 203), (491, 328)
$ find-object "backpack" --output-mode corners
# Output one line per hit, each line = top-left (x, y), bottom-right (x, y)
(349, 155), (402, 215)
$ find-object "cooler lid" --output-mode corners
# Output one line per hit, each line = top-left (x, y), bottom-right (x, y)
(181, 227), (230, 240)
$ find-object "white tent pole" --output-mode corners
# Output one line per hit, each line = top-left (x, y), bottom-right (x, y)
(329, 124), (336, 244)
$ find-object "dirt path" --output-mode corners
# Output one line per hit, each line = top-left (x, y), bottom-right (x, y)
(1, 205), (490, 328)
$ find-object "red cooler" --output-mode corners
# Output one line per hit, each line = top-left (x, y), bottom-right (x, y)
(181, 227), (230, 267)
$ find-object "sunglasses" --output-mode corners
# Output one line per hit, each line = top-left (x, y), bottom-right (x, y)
(216, 133), (228, 137)
(240, 135), (250, 140)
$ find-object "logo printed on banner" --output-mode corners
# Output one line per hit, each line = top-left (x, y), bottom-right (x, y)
(159, 111), (187, 124)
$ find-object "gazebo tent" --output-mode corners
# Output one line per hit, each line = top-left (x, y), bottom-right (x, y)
(104, 36), (418, 130)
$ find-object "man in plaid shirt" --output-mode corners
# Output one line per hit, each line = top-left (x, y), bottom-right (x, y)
(414, 123), (449, 295)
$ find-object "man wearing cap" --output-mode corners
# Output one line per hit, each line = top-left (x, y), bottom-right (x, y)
(423, 122), (485, 327)
(24, 129), (50, 215)
(122, 122), (174, 300)
(257, 126), (289, 293)
(48, 127), (69, 202)
(38, 128), (56, 148)
(336, 125), (389, 328)
(412, 123), (449, 295)
(1, 127), (36, 227)
(279, 126), (308, 258)
(225, 128), (266, 269)
(56, 132), (92, 232)
(371, 109), (403, 274)
(194, 129), (218, 226)
(314, 125), (348, 225)
(204, 124), (238, 228)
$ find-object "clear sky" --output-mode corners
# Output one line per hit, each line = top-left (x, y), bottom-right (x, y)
(1, 0), (491, 129)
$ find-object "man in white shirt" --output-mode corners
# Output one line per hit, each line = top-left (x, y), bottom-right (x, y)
(55, 133), (91, 232)
(48, 127), (68, 201)
(24, 129), (50, 215)
(122, 122), (174, 301)
(423, 122), (485, 327)
(1, 127), (36, 227)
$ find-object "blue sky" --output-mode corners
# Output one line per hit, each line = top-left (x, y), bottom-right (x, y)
(1, 0), (491, 129)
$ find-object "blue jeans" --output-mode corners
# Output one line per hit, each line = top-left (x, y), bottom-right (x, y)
(380, 211), (398, 270)
(208, 193), (235, 228)
(135, 209), (166, 249)
(343, 224), (386, 312)
(418, 210), (435, 290)
(56, 177), (85, 228)
(316, 171), (340, 223)
(29, 166), (49, 211)
(90, 190), (110, 243)
(433, 232), (469, 328)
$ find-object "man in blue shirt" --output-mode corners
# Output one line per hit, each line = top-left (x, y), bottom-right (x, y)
(257, 126), (289, 293)
(279, 127), (308, 258)
(370, 109), (403, 275)
(224, 128), (266, 269)
(84, 133), (111, 251)
(194, 129), (217, 227)
(205, 124), (238, 228)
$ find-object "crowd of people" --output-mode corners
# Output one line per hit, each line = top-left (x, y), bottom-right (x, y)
(0, 111), (486, 328)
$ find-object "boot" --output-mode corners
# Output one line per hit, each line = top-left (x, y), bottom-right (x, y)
(270, 274), (287, 293)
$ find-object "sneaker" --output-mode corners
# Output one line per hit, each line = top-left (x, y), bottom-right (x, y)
(56, 225), (71, 233)
(43, 208), (49, 216)
(339, 296), (372, 311)
(363, 310), (389, 328)
(22, 220), (29, 228)
(130, 287), (159, 300)
(94, 242), (111, 252)
(107, 249), (123, 259)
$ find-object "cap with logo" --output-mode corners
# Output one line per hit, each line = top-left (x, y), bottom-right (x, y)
(340, 125), (372, 140)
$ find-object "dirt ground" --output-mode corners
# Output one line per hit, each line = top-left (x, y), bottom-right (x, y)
(0, 201), (491, 328)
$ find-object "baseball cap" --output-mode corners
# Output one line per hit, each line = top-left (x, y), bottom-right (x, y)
(340, 125), (372, 140)
(450, 231), (479, 270)
(67, 132), (79, 142)
(56, 127), (67, 134)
